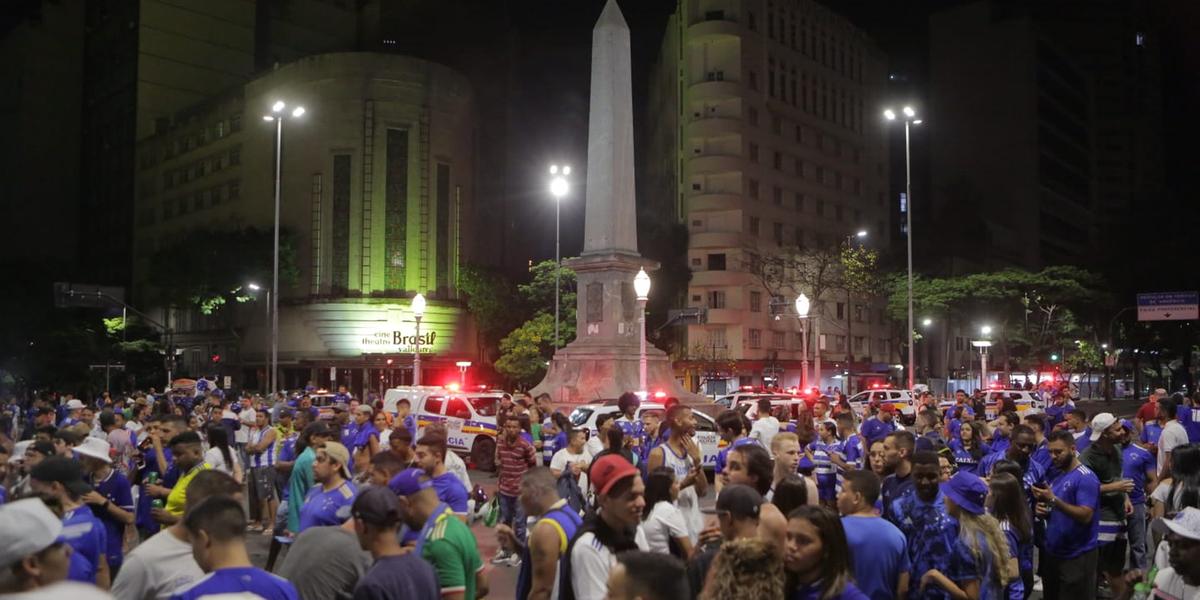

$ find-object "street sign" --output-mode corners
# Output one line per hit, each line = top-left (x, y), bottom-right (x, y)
(223, 376), (232, 388)
(1137, 291), (1199, 321)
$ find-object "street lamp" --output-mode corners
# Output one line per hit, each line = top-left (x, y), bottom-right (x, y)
(634, 268), (651, 395)
(884, 105), (922, 390)
(795, 293), (811, 390)
(411, 293), (426, 386)
(843, 230), (867, 366)
(262, 99), (306, 395)
(455, 361), (472, 388)
(981, 325), (993, 337)
(549, 164), (571, 350)
(922, 318), (933, 327)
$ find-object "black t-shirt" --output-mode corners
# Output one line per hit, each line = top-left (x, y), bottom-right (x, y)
(353, 554), (441, 600)
(1081, 443), (1125, 522)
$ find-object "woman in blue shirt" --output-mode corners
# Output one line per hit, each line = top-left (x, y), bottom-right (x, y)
(937, 471), (1013, 600)
(784, 504), (869, 600)
(950, 421), (991, 475)
(987, 472), (1033, 600)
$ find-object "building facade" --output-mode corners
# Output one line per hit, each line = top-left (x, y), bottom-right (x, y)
(132, 53), (479, 395)
(647, 0), (896, 396)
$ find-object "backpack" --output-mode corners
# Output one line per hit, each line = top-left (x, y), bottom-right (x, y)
(556, 469), (587, 515)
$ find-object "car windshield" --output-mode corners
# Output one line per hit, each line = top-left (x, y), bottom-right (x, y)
(569, 408), (593, 427)
(469, 396), (498, 416)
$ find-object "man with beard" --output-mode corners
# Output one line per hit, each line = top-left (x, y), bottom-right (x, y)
(978, 425), (1046, 498)
(566, 455), (647, 600)
(391, 467), (487, 600)
(1030, 430), (1100, 600)
(1079, 413), (1132, 599)
(879, 431), (915, 522)
(646, 405), (708, 542)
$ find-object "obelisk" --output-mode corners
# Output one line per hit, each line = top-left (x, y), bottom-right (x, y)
(530, 0), (697, 404)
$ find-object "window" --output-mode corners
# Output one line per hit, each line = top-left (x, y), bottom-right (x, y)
(707, 253), (726, 270)
(748, 179), (759, 199)
(794, 332), (803, 349)
(854, 336), (864, 353)
(854, 304), (863, 322)
(229, 148), (241, 166)
(836, 302), (845, 320)
(710, 328), (727, 349)
(749, 143), (759, 162)
(835, 335), (846, 351)
(749, 329), (762, 349)
(691, 294), (702, 302)
(773, 152), (783, 170)
(747, 11), (756, 31)
(446, 398), (471, 420)
(773, 332), (786, 349)
(708, 290), (727, 309)
(795, 227), (804, 247)
(773, 222), (783, 245)
(956, 337), (965, 351)
(229, 181), (240, 199)
(230, 114), (242, 132)
(748, 107), (758, 126)
(750, 291), (762, 312)
(691, 258), (702, 267)
(773, 186), (783, 205)
(469, 396), (497, 417)
(749, 217), (760, 234)
(424, 397), (445, 414)
(819, 334), (827, 350)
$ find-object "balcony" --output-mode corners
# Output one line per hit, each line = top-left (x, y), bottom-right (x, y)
(689, 80), (741, 101)
(703, 308), (742, 324)
(688, 18), (741, 42)
(687, 193), (742, 212)
(690, 231), (745, 249)
(686, 117), (741, 138)
(690, 269), (752, 289)
(687, 154), (744, 175)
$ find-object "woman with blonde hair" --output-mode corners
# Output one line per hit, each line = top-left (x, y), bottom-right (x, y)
(928, 471), (1013, 600)
(700, 537), (785, 600)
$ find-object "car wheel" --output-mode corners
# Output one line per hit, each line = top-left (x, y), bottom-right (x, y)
(472, 437), (497, 472)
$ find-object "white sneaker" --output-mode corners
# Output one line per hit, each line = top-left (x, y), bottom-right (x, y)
(490, 550), (510, 565)
(504, 554), (522, 567)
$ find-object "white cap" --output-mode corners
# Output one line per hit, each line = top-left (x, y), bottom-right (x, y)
(0, 498), (65, 569)
(75, 437), (112, 464)
(1155, 388), (1168, 396)
(1154, 507), (1200, 541)
(8, 440), (32, 464)
(1089, 412), (1117, 442)
(65, 399), (86, 410)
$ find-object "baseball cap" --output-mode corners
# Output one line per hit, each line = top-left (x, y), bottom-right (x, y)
(356, 405), (374, 417)
(31, 456), (92, 497)
(389, 467), (433, 497)
(1120, 419), (1135, 432)
(941, 470), (988, 515)
(320, 442), (352, 479)
(0, 499), (64, 569)
(8, 440), (32, 464)
(590, 455), (639, 497)
(1089, 412), (1117, 442)
(702, 484), (763, 519)
(75, 437), (113, 464)
(1153, 507), (1200, 541)
(65, 399), (85, 410)
(352, 486), (402, 526)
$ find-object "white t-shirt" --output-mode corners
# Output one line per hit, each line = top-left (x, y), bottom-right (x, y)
(550, 448), (592, 492)
(570, 528), (649, 600)
(640, 501), (690, 554)
(204, 446), (240, 477)
(585, 436), (605, 458)
(236, 408), (256, 444)
(750, 416), (781, 454)
(111, 527), (204, 600)
(1151, 479), (1187, 513)
(1153, 566), (1200, 600)
(445, 450), (472, 490)
(658, 439), (703, 542)
(1160, 421), (1190, 476)
(3, 582), (114, 600)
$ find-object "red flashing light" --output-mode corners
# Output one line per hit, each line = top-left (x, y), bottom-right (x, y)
(871, 383), (883, 389)
(446, 382), (461, 392)
(989, 383), (1003, 389)
(653, 391), (667, 399)
(210, 354), (221, 364)
(741, 385), (755, 391)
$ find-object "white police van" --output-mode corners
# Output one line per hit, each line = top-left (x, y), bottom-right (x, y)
(847, 387), (918, 424)
(938, 389), (1043, 420)
(382, 386), (506, 471)
(567, 400), (725, 470)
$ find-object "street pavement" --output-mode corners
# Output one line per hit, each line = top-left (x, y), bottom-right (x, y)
(247, 396), (1145, 599)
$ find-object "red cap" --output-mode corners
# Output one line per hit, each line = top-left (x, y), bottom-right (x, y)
(590, 455), (639, 496)
(879, 404), (897, 414)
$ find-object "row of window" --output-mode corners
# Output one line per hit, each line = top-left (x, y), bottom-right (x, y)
(745, 147), (862, 196)
(693, 290), (886, 324)
(161, 146), (241, 191)
(141, 114), (243, 170)
(751, 4), (865, 83)
(722, 326), (891, 356)
(747, 107), (863, 164)
(759, 57), (864, 133)
(144, 180), (241, 224)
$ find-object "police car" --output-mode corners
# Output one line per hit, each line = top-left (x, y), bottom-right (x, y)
(567, 400), (725, 470)
(383, 386), (504, 471)
(847, 387), (918, 424)
(938, 389), (1043, 420)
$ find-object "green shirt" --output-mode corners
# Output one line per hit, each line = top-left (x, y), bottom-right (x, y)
(1081, 442), (1125, 522)
(421, 510), (483, 599)
(287, 447), (316, 532)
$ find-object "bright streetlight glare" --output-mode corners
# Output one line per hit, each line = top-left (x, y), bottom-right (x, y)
(883, 108), (896, 120)
(922, 318), (933, 327)
(1101, 343), (1109, 349)
(549, 164), (558, 175)
(247, 283), (261, 291)
(291, 106), (305, 117)
(411, 293), (426, 317)
(633, 268), (651, 300)
(795, 293), (811, 318)
(903, 106), (916, 117)
(272, 100), (285, 113)
(563, 165), (571, 175)
(913, 119), (924, 125)
(981, 325), (993, 335)
(262, 115), (275, 122)
(549, 176), (568, 198)
(856, 230), (868, 238)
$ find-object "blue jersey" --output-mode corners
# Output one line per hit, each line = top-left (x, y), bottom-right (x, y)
(340, 422), (361, 450)
(949, 439), (990, 475)
(91, 469), (134, 567)
(1000, 522), (1029, 600)
(614, 416), (644, 449)
(1030, 440), (1051, 471)
(888, 491), (979, 600)
(1141, 421), (1163, 447)
(860, 418), (896, 446)
(400, 415), (418, 446)
(541, 433), (558, 465)
(990, 432), (1011, 455)
(170, 566), (299, 600)
(880, 473), (914, 523)
(517, 500), (582, 600)
(715, 437), (760, 474)
(790, 582), (871, 600)
(297, 481), (356, 532)
(62, 505), (108, 584)
(978, 452), (1045, 513)
(431, 472), (469, 515)
(809, 439), (839, 500)
(841, 515), (909, 600)
(1179, 406), (1200, 442)
(1122, 443), (1157, 505)
(1043, 402), (1074, 428)
(136, 447), (176, 534)
(1043, 464), (1100, 559)
(352, 423), (379, 453)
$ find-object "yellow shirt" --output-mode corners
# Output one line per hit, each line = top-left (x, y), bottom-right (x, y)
(165, 463), (211, 516)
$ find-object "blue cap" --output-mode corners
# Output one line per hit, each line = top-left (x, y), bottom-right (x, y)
(1120, 418), (1135, 431)
(388, 467), (432, 497)
(941, 470), (988, 515)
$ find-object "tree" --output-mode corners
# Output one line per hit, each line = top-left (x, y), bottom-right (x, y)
(144, 227), (299, 315)
(493, 260), (578, 386)
(457, 264), (523, 353)
(517, 260), (577, 348)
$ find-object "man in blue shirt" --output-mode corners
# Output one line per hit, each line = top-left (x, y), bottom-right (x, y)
(297, 442), (356, 532)
(173, 495), (299, 600)
(988, 412), (1018, 454)
(78, 438), (135, 574)
(1043, 392), (1075, 429)
(1031, 430), (1101, 600)
(350, 486), (440, 600)
(29, 456), (110, 588)
(413, 433), (469, 516)
(1023, 413), (1052, 471)
(714, 410), (760, 491)
(613, 392), (645, 455)
(838, 469), (910, 600)
(861, 404), (898, 447)
(1120, 419), (1157, 571)
(977, 425), (1046, 500)
(887, 451), (978, 600)
(880, 430), (916, 522)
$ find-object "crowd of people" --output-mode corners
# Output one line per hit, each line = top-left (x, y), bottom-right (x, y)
(1, 385), (1199, 600)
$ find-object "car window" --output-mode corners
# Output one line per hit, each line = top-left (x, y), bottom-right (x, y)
(694, 412), (716, 432)
(872, 391), (887, 401)
(889, 392), (902, 400)
(424, 396), (445, 414)
(569, 408), (593, 427)
(469, 396), (497, 416)
(446, 398), (471, 420)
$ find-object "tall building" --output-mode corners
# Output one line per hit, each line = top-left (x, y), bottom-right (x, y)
(131, 53), (479, 393)
(647, 0), (894, 395)
(80, 0), (361, 286)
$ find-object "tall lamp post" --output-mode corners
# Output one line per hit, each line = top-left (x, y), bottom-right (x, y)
(634, 268), (651, 395)
(549, 165), (571, 349)
(263, 100), (306, 395)
(973, 325), (993, 390)
(412, 293), (426, 386)
(844, 230), (867, 365)
(884, 106), (922, 389)
(795, 293), (811, 390)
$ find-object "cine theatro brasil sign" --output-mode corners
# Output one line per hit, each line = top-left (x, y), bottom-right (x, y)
(359, 330), (438, 354)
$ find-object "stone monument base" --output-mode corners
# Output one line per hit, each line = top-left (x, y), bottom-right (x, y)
(529, 344), (700, 405)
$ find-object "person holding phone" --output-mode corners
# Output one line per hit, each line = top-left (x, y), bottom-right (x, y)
(1030, 430), (1100, 600)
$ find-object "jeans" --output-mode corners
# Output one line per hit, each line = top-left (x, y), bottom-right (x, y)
(1128, 501), (1149, 570)
(1040, 547), (1098, 600)
(498, 493), (526, 544)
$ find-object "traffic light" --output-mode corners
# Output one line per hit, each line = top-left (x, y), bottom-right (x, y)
(1050, 353), (1059, 362)
(210, 353), (221, 364)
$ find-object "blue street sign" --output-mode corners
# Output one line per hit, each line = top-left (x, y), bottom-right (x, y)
(1137, 291), (1199, 321)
